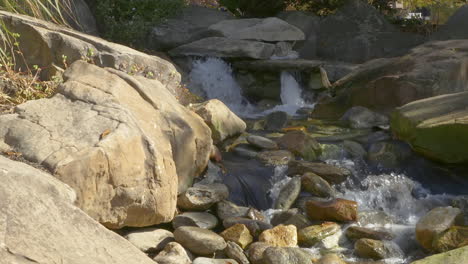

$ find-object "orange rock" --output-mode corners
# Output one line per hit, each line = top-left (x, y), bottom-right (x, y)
(306, 198), (358, 222)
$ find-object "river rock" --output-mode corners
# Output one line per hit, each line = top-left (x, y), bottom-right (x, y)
(248, 207), (266, 221)
(190, 99), (246, 143)
(217, 200), (250, 220)
(262, 247), (315, 264)
(173, 212), (219, 229)
(0, 61), (213, 228)
(149, 5), (233, 51)
(283, 214), (314, 230)
(367, 141), (412, 168)
(277, 131), (321, 161)
(432, 226), (468, 253)
(259, 225), (298, 247)
(223, 217), (273, 238)
(247, 242), (271, 264)
(193, 257), (239, 264)
(275, 177), (301, 210)
(247, 135), (278, 150)
(265, 111), (290, 131)
(174, 226), (227, 256)
(271, 209), (300, 225)
(0, 11), (180, 93)
(178, 183), (229, 211)
(170, 37), (276, 59)
(391, 92), (468, 164)
(306, 198), (358, 222)
(452, 195), (468, 223)
(416, 206), (464, 251)
(288, 160), (351, 184)
(354, 239), (403, 260)
(317, 253), (347, 264)
(124, 228), (174, 253)
(343, 140), (367, 159)
(410, 245), (468, 264)
(153, 242), (192, 264)
(257, 150), (294, 166)
(220, 224), (254, 249)
(341, 106), (389, 129)
(301, 172), (335, 198)
(358, 211), (394, 226)
(234, 145), (259, 159)
(0, 156), (156, 264)
(298, 222), (341, 247)
(208, 17), (305, 42)
(225, 241), (250, 264)
(346, 226), (394, 241)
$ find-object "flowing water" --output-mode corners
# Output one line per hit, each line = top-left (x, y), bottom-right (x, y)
(189, 57), (467, 263)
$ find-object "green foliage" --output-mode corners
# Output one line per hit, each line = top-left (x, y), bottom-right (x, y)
(0, 0), (73, 26)
(285, 0), (345, 16)
(219, 0), (286, 17)
(93, 0), (186, 46)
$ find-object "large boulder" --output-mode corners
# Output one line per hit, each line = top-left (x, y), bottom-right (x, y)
(148, 5), (233, 51)
(0, 11), (180, 94)
(0, 61), (213, 228)
(169, 37), (276, 59)
(433, 5), (468, 41)
(312, 40), (468, 119)
(315, 0), (423, 63)
(391, 92), (468, 163)
(208, 17), (305, 42)
(411, 245), (468, 264)
(66, 0), (98, 35)
(0, 156), (155, 264)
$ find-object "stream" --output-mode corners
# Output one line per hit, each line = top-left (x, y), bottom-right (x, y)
(189, 57), (468, 263)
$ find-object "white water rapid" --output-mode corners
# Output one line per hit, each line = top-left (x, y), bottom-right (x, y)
(189, 57), (312, 116)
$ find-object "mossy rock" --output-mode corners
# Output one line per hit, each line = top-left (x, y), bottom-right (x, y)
(411, 245), (468, 264)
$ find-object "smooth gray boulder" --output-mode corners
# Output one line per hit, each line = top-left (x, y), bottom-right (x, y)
(124, 228), (174, 252)
(153, 242), (192, 264)
(262, 247), (315, 264)
(275, 177), (301, 210)
(169, 37), (276, 59)
(208, 17), (305, 42)
(149, 5), (233, 51)
(0, 156), (155, 264)
(172, 212), (219, 229)
(174, 226), (227, 256)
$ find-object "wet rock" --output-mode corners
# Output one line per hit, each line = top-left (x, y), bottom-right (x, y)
(298, 222), (341, 247)
(233, 146), (259, 159)
(358, 211), (394, 226)
(275, 177), (301, 210)
(208, 17), (305, 42)
(262, 247), (315, 264)
(346, 226), (394, 241)
(318, 143), (346, 161)
(190, 99), (246, 143)
(259, 225), (298, 247)
(283, 214), (314, 230)
(340, 106), (389, 129)
(367, 141), (412, 168)
(193, 257), (239, 264)
(220, 224), (254, 249)
(153, 242), (192, 264)
(277, 131), (321, 161)
(225, 241), (250, 264)
(210, 145), (223, 162)
(410, 245), (468, 264)
(265, 111), (290, 131)
(247, 135), (278, 150)
(343, 140), (367, 159)
(305, 198), (358, 222)
(223, 217), (273, 238)
(257, 150), (294, 166)
(452, 195), (468, 223)
(433, 226), (468, 253)
(355, 131), (391, 147)
(301, 172), (335, 198)
(217, 200), (250, 220)
(416, 206), (464, 251)
(354, 239), (403, 260)
(174, 226), (227, 256)
(271, 209), (300, 226)
(288, 160), (351, 184)
(170, 37), (276, 59)
(247, 242), (271, 264)
(173, 212), (219, 230)
(317, 253), (347, 264)
(124, 228), (174, 253)
(178, 183), (229, 211)
(247, 208), (266, 221)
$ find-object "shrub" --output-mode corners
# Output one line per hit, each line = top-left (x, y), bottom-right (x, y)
(93, 0), (186, 47)
(219, 0), (286, 17)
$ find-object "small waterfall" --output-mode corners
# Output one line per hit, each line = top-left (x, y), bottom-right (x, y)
(189, 57), (254, 115)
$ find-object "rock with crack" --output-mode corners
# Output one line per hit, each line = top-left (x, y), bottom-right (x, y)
(0, 156), (155, 264)
(0, 61), (213, 228)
